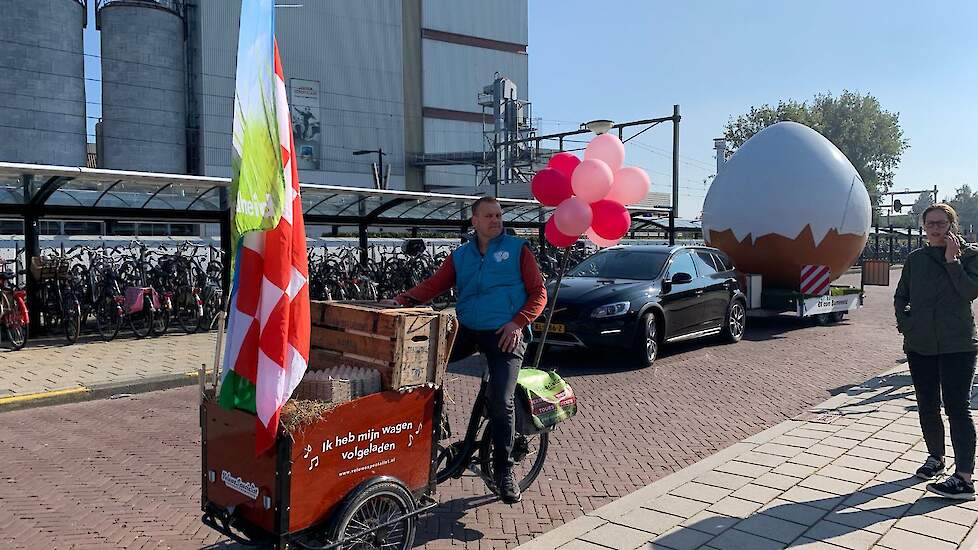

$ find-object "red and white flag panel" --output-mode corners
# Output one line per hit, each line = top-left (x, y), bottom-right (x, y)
(800, 264), (831, 296)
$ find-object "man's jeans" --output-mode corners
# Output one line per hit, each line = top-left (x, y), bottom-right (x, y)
(449, 325), (526, 471)
(908, 351), (978, 474)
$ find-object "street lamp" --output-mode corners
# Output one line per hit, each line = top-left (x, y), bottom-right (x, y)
(353, 149), (387, 189)
(583, 119), (615, 135)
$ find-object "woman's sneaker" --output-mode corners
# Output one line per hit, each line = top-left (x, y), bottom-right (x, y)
(916, 456), (946, 480)
(927, 473), (976, 501)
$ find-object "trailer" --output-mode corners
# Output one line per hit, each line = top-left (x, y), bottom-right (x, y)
(740, 259), (890, 324)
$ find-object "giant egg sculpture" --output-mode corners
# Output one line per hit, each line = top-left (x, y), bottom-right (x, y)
(702, 122), (871, 290)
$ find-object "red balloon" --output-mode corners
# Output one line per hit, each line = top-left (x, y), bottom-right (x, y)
(547, 152), (581, 180)
(590, 200), (631, 240)
(531, 168), (572, 207)
(545, 216), (578, 247)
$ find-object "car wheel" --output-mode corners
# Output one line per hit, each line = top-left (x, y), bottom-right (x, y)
(721, 299), (746, 343)
(634, 313), (659, 368)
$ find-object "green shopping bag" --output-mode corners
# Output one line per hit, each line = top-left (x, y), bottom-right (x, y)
(515, 369), (578, 434)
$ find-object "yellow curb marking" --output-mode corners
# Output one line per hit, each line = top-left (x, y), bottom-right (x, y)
(0, 386), (90, 405)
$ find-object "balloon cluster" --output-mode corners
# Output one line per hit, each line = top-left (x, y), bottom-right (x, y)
(531, 134), (651, 248)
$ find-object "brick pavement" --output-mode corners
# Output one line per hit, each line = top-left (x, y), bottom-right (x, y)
(517, 365), (978, 550)
(0, 268), (958, 549)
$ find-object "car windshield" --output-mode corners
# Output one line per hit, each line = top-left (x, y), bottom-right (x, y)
(567, 250), (668, 280)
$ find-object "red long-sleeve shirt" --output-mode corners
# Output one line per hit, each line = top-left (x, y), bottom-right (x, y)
(396, 245), (547, 328)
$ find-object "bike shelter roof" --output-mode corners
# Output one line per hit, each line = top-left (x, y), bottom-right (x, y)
(0, 162), (675, 230)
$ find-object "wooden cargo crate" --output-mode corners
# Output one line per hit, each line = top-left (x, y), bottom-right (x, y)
(308, 301), (456, 389)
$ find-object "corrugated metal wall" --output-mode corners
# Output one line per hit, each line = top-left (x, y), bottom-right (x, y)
(196, 0), (406, 188)
(0, 0), (87, 166)
(421, 40), (528, 112)
(422, 0), (528, 45)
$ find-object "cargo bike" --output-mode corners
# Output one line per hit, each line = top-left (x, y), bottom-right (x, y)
(200, 302), (553, 549)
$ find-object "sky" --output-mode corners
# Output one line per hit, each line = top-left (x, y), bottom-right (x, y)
(81, 1), (977, 220)
(527, 0), (978, 218)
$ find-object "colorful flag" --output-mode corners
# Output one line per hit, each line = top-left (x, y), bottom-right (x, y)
(220, 0), (310, 456)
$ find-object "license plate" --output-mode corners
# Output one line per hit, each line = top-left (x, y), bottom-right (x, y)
(532, 322), (565, 334)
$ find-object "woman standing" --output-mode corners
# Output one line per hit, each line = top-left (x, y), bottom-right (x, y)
(895, 203), (978, 500)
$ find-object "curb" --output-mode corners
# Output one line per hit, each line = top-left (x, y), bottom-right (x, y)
(0, 370), (202, 413)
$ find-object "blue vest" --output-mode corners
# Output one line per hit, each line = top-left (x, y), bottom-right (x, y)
(453, 233), (528, 331)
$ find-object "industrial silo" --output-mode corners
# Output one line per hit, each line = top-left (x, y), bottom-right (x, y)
(0, 0), (88, 166)
(98, 0), (187, 173)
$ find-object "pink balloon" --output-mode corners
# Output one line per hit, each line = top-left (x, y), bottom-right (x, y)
(547, 152), (581, 180)
(586, 227), (620, 248)
(531, 168), (572, 207)
(570, 159), (613, 204)
(590, 199), (631, 240)
(553, 197), (593, 236)
(607, 167), (651, 205)
(584, 133), (625, 172)
(545, 217), (578, 248)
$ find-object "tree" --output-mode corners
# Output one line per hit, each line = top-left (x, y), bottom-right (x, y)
(949, 185), (978, 236)
(724, 91), (910, 202)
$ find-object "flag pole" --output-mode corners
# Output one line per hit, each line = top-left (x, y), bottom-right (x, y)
(212, 310), (226, 389)
(530, 246), (573, 370)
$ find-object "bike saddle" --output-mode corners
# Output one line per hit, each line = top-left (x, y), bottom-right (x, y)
(0, 271), (14, 281)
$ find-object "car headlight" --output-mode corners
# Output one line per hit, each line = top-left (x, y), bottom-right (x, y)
(591, 301), (630, 318)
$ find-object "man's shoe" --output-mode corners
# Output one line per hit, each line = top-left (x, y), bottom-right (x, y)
(497, 468), (522, 504)
(916, 455), (947, 480)
(927, 473), (976, 501)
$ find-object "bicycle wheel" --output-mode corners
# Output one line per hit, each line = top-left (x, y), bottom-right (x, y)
(1, 293), (28, 351)
(95, 297), (122, 341)
(175, 292), (202, 334)
(129, 295), (153, 339)
(62, 294), (82, 344)
(151, 297), (170, 337)
(478, 427), (549, 493)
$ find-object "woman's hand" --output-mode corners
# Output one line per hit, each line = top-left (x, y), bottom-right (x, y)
(946, 233), (962, 263)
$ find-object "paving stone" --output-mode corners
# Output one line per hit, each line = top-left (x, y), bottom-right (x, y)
(892, 514), (969, 544)
(785, 428), (832, 441)
(789, 453), (835, 468)
(821, 436), (862, 450)
(803, 520), (881, 550)
(755, 443), (805, 458)
(840, 492), (912, 518)
(733, 513), (809, 543)
(670, 482), (734, 504)
(730, 484), (783, 505)
(735, 451), (790, 468)
(817, 465), (876, 485)
(798, 475), (863, 496)
(714, 460), (772, 478)
(859, 439), (912, 454)
(645, 525), (714, 550)
(831, 455), (890, 475)
(872, 431), (920, 445)
(785, 538), (853, 549)
(822, 507), (896, 535)
(856, 417), (893, 428)
(693, 471), (755, 491)
(875, 527), (958, 550)
(707, 527), (785, 550)
(707, 496), (762, 519)
(755, 472), (803, 491)
(847, 446), (901, 463)
(681, 511), (739, 537)
(614, 508), (685, 535)
(643, 495), (712, 519)
(885, 459), (923, 476)
(907, 496), (978, 526)
(772, 435), (823, 449)
(559, 540), (612, 550)
(779, 486), (846, 511)
(772, 463), (819, 479)
(579, 522), (652, 549)
(871, 469), (925, 488)
(758, 498), (829, 527)
(807, 444), (849, 459)
(859, 482), (924, 504)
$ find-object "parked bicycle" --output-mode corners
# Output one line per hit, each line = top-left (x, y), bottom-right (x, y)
(0, 258), (29, 350)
